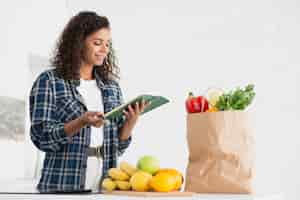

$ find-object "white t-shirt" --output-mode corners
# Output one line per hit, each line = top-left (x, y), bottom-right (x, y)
(77, 79), (103, 191)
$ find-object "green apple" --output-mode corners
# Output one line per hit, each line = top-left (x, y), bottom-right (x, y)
(137, 155), (160, 175)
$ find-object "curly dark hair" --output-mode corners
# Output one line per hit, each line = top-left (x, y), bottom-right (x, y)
(51, 11), (119, 82)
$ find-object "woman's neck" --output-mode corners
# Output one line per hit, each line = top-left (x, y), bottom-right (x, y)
(80, 63), (94, 80)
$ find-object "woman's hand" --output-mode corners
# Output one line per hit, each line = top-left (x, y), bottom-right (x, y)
(64, 111), (104, 137)
(120, 100), (150, 140)
(80, 111), (104, 128)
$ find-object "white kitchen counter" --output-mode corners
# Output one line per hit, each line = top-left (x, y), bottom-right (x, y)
(0, 179), (284, 200)
(0, 194), (284, 200)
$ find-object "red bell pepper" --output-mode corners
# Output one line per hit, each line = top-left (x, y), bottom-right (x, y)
(185, 92), (209, 113)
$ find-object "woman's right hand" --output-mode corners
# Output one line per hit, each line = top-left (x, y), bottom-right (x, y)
(80, 111), (104, 128)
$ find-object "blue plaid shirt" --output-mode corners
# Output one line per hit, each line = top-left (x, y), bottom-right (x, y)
(29, 69), (131, 192)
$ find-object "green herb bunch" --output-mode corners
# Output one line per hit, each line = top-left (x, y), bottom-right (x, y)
(215, 84), (255, 111)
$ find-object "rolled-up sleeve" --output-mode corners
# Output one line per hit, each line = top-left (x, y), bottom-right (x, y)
(115, 82), (132, 156)
(29, 73), (69, 152)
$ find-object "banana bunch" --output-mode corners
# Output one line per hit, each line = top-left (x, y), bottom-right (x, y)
(102, 161), (137, 192)
(102, 178), (116, 191)
(108, 168), (130, 181)
(120, 161), (137, 176)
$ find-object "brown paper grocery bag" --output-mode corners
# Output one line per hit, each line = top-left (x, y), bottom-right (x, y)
(185, 111), (255, 194)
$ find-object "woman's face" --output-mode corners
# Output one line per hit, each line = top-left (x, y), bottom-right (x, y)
(82, 28), (111, 66)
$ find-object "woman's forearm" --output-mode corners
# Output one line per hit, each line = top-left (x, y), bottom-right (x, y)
(119, 123), (133, 141)
(64, 117), (86, 137)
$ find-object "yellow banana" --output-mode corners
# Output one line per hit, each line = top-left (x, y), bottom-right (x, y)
(101, 178), (117, 192)
(115, 180), (131, 190)
(120, 161), (137, 176)
(108, 168), (130, 181)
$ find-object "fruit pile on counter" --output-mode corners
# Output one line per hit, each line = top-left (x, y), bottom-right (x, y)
(102, 156), (183, 193)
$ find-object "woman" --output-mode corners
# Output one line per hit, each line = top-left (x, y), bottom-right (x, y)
(29, 11), (146, 192)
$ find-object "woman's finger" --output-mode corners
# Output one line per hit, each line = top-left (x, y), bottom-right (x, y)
(123, 110), (130, 119)
(94, 122), (102, 128)
(96, 112), (104, 119)
(91, 114), (102, 122)
(134, 102), (140, 114)
(146, 101), (151, 107)
(140, 100), (146, 113)
(92, 119), (103, 127)
(128, 105), (135, 116)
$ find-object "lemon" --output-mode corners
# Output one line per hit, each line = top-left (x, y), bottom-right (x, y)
(155, 169), (183, 191)
(205, 87), (224, 106)
(149, 172), (177, 192)
(130, 171), (152, 192)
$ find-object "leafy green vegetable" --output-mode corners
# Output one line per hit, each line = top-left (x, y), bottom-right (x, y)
(215, 84), (255, 111)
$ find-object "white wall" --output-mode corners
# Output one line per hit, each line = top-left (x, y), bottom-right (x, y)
(0, 0), (299, 199)
(0, 0), (68, 180)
